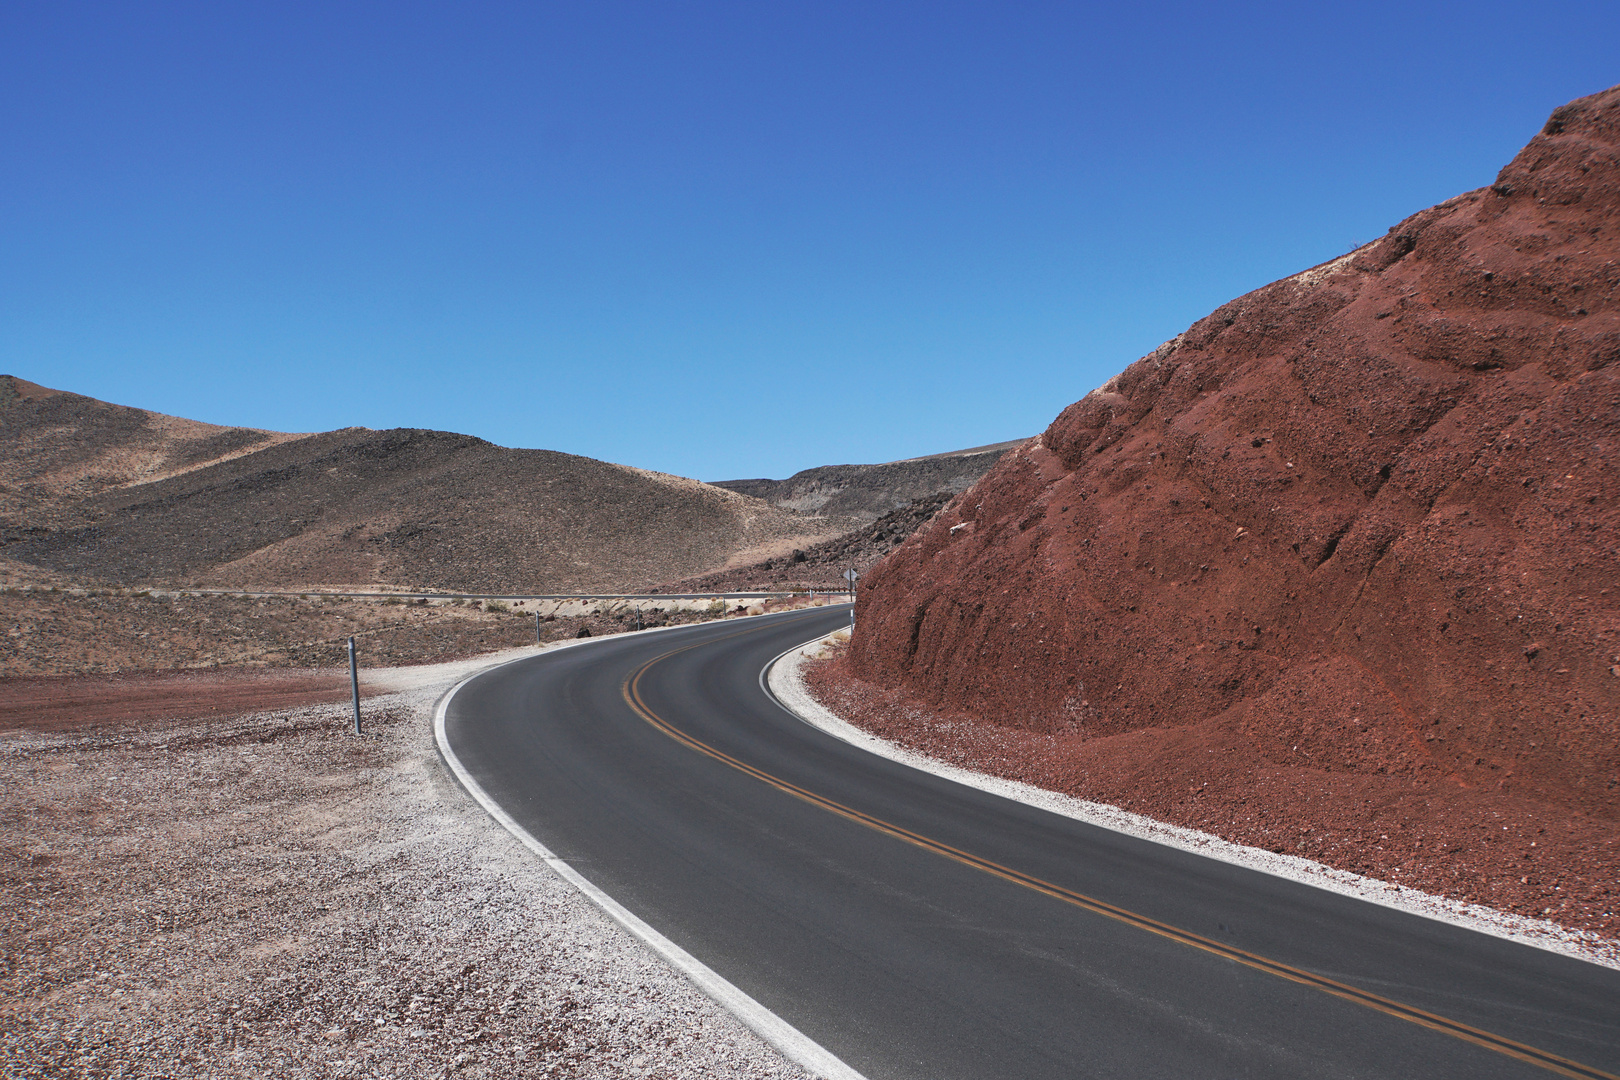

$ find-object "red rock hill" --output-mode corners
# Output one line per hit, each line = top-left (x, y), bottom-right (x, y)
(852, 86), (1620, 827)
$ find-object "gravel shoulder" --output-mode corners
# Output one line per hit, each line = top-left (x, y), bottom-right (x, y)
(1, 636), (812, 1079)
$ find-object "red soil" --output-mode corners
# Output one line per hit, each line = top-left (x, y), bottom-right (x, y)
(808, 649), (1617, 935)
(846, 87), (1620, 930)
(0, 669), (362, 734)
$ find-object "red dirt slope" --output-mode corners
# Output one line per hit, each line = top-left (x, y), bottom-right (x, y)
(844, 86), (1620, 930)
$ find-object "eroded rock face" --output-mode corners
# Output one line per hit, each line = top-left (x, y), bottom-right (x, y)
(852, 85), (1620, 820)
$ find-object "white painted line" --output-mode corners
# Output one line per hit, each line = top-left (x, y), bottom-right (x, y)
(434, 621), (868, 1080)
(764, 631), (1620, 972)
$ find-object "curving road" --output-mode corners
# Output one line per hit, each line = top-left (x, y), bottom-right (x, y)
(440, 607), (1620, 1079)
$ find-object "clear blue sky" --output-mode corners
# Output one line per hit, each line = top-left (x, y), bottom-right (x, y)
(3, 2), (1616, 481)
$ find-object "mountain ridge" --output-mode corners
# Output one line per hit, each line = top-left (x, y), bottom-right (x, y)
(2, 378), (999, 594)
(0, 382), (839, 593)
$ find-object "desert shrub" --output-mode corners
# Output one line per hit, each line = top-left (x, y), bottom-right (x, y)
(485, 600), (509, 613)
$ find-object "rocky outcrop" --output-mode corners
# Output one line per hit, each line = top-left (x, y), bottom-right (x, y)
(851, 85), (1620, 822)
(714, 439), (1027, 522)
(660, 492), (955, 592)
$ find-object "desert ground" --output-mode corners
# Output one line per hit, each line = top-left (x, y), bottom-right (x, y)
(1, 635), (820, 1080)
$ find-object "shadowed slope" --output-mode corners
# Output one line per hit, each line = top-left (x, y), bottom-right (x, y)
(0, 375), (310, 531)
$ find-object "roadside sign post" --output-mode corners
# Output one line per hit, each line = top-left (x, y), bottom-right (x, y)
(843, 568), (859, 628)
(536, 612), (542, 644)
(347, 636), (362, 736)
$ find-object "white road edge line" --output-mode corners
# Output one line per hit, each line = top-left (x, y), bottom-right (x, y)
(434, 612), (869, 1080)
(762, 629), (1620, 972)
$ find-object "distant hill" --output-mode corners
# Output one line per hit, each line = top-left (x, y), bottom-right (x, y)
(0, 375), (310, 532)
(712, 438), (1028, 522)
(660, 491), (957, 593)
(1, 380), (836, 593)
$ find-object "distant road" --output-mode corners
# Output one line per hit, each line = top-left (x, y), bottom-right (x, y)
(442, 608), (1620, 1079)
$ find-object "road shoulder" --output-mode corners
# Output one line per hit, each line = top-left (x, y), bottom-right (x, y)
(767, 631), (1620, 972)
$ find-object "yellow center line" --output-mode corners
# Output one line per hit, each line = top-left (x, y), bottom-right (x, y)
(620, 636), (1617, 1080)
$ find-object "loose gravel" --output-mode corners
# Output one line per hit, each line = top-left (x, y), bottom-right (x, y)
(1, 645), (812, 1079)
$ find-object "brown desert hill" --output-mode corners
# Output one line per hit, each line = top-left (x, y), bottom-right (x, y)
(0, 375), (311, 532)
(713, 438), (1028, 522)
(4, 396), (837, 595)
(843, 86), (1620, 927)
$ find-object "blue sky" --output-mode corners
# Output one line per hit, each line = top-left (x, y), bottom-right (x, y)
(3, 3), (1616, 481)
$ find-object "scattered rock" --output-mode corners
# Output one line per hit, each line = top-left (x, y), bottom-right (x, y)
(0, 674), (813, 1078)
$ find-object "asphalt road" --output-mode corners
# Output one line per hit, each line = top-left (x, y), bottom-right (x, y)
(441, 606), (1620, 1080)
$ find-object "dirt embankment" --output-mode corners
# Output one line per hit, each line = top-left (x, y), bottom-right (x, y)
(842, 87), (1620, 934)
(808, 644), (1617, 936)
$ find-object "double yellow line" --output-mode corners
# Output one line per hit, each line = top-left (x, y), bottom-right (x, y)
(622, 632), (1616, 1080)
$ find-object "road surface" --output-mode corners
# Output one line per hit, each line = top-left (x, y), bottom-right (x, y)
(440, 606), (1620, 1079)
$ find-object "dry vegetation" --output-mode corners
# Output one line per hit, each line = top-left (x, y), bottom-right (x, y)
(0, 588), (722, 679)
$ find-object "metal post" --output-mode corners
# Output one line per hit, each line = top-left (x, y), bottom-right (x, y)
(535, 612), (542, 644)
(347, 636), (361, 735)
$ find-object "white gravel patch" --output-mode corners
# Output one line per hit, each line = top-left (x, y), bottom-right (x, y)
(766, 632), (1620, 972)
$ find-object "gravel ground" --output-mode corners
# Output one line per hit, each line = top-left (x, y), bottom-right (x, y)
(0, 587), (727, 678)
(1, 645), (812, 1079)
